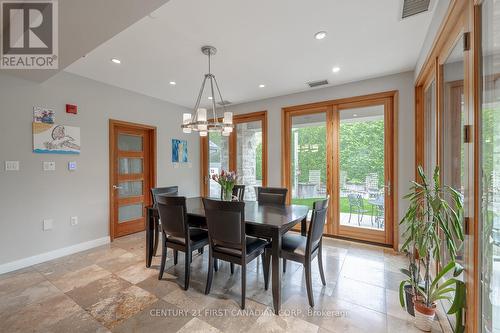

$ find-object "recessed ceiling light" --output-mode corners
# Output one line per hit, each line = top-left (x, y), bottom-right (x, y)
(169, 81), (176, 85)
(353, 114), (358, 117)
(259, 84), (265, 88)
(208, 96), (213, 100)
(332, 66), (340, 73)
(314, 31), (327, 40)
(111, 58), (121, 64)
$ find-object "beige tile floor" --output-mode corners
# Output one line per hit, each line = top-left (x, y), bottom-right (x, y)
(0, 232), (443, 333)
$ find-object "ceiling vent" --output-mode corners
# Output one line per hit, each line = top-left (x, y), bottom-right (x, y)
(217, 100), (232, 106)
(401, 0), (431, 19)
(307, 79), (329, 88)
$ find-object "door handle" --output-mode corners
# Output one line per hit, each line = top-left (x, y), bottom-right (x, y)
(384, 181), (391, 196)
(113, 185), (123, 190)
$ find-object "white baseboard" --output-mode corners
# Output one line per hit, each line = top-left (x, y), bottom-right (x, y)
(0, 236), (111, 275)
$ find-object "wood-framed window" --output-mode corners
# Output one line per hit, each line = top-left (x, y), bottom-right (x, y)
(200, 111), (268, 200)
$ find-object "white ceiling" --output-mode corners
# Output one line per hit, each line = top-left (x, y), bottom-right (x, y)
(65, 0), (436, 108)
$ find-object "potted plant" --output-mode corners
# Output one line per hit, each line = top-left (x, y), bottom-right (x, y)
(211, 170), (237, 201)
(399, 166), (465, 331)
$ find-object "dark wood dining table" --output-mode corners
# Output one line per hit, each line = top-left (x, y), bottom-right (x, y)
(145, 197), (310, 314)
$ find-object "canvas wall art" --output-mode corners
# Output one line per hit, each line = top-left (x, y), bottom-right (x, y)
(172, 139), (188, 163)
(33, 106), (55, 124)
(33, 123), (81, 154)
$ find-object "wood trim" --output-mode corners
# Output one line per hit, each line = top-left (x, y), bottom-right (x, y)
(281, 91), (398, 247)
(109, 119), (157, 241)
(200, 111), (269, 195)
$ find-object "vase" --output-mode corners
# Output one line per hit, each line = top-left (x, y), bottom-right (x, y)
(222, 187), (233, 201)
(413, 298), (436, 332)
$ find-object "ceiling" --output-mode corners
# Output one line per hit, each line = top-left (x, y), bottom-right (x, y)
(65, 0), (436, 108)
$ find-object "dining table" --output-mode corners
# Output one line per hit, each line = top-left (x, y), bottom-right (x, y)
(145, 197), (310, 314)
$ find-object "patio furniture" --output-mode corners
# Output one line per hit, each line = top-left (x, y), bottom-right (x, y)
(347, 193), (369, 226)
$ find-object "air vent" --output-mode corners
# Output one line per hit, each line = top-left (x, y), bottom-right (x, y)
(217, 100), (232, 106)
(307, 80), (329, 88)
(402, 0), (430, 19)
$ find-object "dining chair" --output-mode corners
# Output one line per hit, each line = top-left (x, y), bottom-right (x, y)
(264, 196), (329, 307)
(150, 186), (179, 256)
(156, 195), (208, 290)
(219, 184), (246, 201)
(255, 186), (288, 205)
(202, 198), (269, 309)
(348, 193), (368, 226)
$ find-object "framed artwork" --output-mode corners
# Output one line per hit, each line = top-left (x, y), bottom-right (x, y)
(172, 139), (188, 163)
(33, 123), (81, 154)
(33, 106), (55, 124)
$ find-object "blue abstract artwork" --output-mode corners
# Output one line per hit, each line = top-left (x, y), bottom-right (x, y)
(172, 139), (188, 163)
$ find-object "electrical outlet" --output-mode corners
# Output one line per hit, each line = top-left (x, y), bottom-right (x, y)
(43, 161), (56, 171)
(70, 216), (78, 226)
(43, 219), (53, 231)
(5, 161), (19, 171)
(68, 161), (77, 171)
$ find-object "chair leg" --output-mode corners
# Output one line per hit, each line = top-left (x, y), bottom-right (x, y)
(283, 258), (287, 273)
(305, 262), (314, 307)
(318, 242), (326, 286)
(198, 247), (204, 255)
(348, 210), (352, 224)
(173, 250), (178, 265)
(214, 259), (219, 272)
(263, 250), (270, 290)
(158, 240), (167, 280)
(241, 264), (246, 309)
(230, 263), (235, 275)
(205, 251), (214, 295)
(184, 251), (191, 290)
(153, 227), (160, 256)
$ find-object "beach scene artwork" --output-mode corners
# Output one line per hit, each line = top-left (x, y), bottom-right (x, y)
(33, 123), (81, 154)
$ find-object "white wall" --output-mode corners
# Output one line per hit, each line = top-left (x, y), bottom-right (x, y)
(225, 71), (415, 242)
(0, 71), (199, 267)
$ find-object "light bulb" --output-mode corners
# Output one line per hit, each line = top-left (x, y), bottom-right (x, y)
(197, 108), (207, 122)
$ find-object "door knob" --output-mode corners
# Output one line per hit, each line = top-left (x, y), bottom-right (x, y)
(113, 185), (123, 190)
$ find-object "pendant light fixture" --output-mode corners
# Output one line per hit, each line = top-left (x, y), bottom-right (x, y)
(181, 46), (233, 137)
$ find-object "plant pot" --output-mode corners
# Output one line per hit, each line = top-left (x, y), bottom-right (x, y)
(404, 285), (415, 316)
(413, 299), (436, 332)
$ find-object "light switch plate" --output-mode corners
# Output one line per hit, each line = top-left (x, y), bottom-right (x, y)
(5, 161), (19, 171)
(43, 219), (53, 231)
(70, 216), (78, 226)
(68, 161), (77, 171)
(43, 161), (56, 171)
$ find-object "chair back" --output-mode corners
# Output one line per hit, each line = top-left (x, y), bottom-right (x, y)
(156, 195), (187, 239)
(256, 187), (287, 205)
(233, 185), (245, 201)
(307, 196), (330, 252)
(151, 186), (178, 204)
(202, 198), (246, 255)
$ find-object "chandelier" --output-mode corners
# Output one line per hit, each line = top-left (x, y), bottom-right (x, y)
(181, 46), (233, 137)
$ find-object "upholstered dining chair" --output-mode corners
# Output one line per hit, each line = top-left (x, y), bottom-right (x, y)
(264, 196), (329, 307)
(156, 195), (208, 290)
(150, 186), (179, 256)
(202, 198), (269, 309)
(255, 186), (288, 205)
(219, 184), (246, 201)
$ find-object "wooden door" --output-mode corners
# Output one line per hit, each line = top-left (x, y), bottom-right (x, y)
(109, 120), (156, 239)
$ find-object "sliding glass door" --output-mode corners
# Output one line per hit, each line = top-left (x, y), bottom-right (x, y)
(201, 111), (267, 199)
(283, 94), (395, 245)
(480, 0), (500, 331)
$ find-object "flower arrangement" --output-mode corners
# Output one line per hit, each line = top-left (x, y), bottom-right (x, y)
(211, 170), (237, 201)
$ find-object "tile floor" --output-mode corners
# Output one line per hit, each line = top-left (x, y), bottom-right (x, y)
(0, 232), (443, 332)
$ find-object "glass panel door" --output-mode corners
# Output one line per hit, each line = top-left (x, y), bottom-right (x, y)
(481, 0), (500, 331)
(235, 120), (263, 201)
(289, 112), (328, 209)
(208, 131), (229, 198)
(337, 104), (388, 240)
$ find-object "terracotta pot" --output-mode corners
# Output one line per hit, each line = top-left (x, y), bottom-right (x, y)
(413, 298), (436, 332)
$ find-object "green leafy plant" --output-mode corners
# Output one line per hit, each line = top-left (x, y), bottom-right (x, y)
(399, 166), (465, 332)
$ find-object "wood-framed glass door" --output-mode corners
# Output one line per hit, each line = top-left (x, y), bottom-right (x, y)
(201, 111), (267, 199)
(282, 91), (397, 246)
(335, 98), (395, 245)
(109, 120), (156, 239)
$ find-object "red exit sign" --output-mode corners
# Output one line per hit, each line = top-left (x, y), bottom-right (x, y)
(66, 104), (77, 114)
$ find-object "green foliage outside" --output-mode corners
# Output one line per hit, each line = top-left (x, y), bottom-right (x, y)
(256, 143), (262, 180)
(291, 119), (384, 188)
